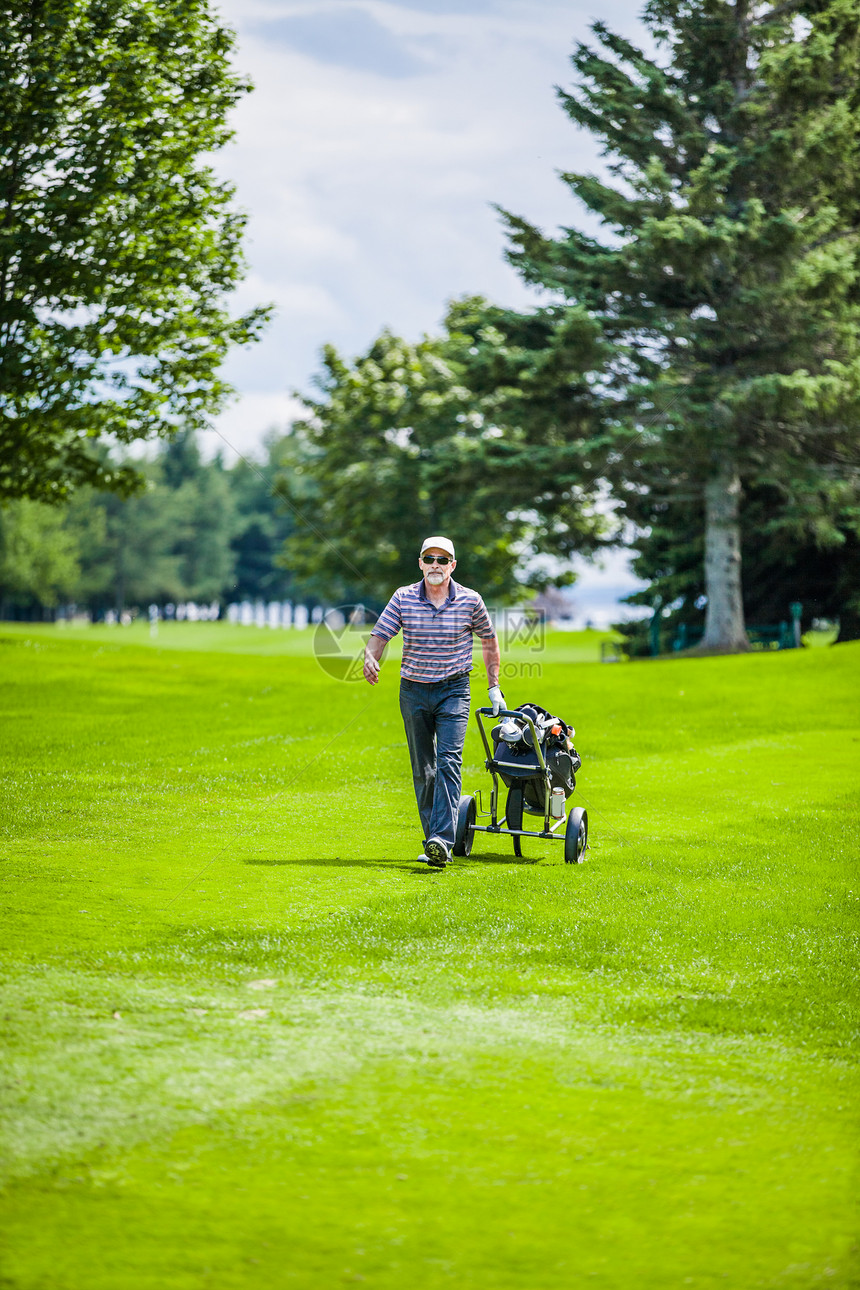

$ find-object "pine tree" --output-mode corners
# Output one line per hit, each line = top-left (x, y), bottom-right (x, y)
(499, 0), (860, 651)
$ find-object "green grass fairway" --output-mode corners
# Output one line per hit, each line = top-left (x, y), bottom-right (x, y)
(1, 624), (858, 1289)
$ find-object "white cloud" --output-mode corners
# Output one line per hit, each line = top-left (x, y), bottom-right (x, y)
(202, 392), (306, 462)
(213, 0), (647, 418)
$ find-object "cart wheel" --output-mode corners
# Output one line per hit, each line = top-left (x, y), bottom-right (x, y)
(564, 807), (588, 864)
(453, 794), (477, 857)
(506, 787), (523, 857)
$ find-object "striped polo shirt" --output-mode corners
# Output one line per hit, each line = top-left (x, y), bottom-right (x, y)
(372, 579), (496, 682)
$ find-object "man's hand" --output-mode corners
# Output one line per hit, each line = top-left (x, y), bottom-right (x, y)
(488, 685), (505, 716)
(364, 635), (385, 685)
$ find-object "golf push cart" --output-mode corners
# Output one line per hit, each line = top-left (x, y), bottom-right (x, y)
(454, 703), (588, 864)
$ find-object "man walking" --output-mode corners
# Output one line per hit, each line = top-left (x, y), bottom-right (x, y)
(364, 537), (503, 868)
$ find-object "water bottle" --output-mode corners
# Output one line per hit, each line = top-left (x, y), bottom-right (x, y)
(550, 788), (565, 818)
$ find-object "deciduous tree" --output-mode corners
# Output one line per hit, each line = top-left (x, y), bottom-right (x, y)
(0, 498), (81, 613)
(281, 318), (607, 606)
(0, 0), (269, 503)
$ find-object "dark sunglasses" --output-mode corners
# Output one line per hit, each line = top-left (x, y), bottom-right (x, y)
(421, 554), (451, 565)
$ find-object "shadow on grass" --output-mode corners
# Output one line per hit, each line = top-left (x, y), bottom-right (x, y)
(470, 851), (543, 865)
(243, 853), (544, 869)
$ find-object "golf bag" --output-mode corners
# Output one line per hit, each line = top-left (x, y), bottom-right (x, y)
(490, 702), (582, 816)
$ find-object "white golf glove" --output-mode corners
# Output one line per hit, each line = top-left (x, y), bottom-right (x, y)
(488, 686), (505, 716)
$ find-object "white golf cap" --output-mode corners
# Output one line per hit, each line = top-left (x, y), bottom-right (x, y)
(420, 535), (455, 559)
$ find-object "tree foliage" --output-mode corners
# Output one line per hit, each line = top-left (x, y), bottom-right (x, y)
(0, 498), (81, 610)
(0, 0), (270, 504)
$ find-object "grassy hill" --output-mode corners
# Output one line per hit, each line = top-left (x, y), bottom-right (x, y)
(0, 624), (857, 1288)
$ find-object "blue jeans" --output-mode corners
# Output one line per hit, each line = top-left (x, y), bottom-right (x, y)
(399, 672), (471, 850)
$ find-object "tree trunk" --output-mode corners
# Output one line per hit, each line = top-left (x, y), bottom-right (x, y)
(700, 457), (749, 653)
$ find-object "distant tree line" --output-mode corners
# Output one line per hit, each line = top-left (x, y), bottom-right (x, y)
(0, 431), (317, 619)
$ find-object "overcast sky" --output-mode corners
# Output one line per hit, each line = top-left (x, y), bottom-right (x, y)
(205, 0), (650, 618)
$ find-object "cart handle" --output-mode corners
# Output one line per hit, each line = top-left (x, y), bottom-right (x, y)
(474, 707), (549, 779)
